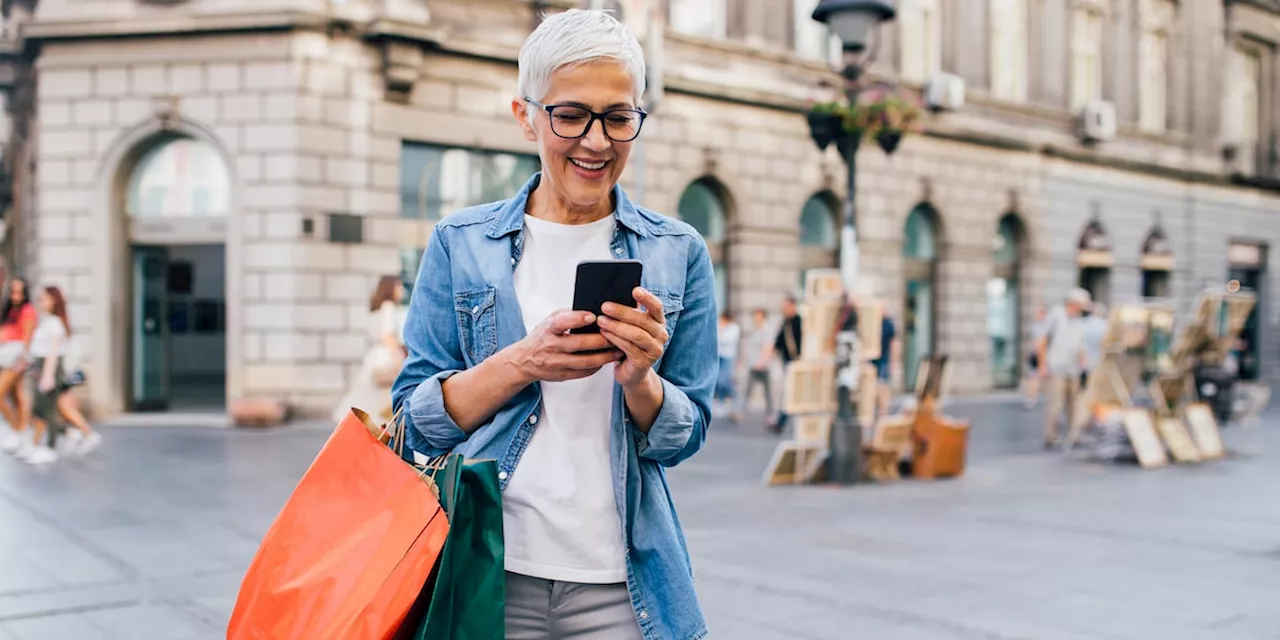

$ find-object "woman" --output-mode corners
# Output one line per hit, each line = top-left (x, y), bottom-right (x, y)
(715, 311), (741, 423)
(15, 286), (70, 465)
(392, 10), (716, 639)
(332, 275), (406, 423)
(0, 277), (36, 454)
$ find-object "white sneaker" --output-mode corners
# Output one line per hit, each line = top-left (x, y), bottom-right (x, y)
(23, 446), (57, 465)
(56, 431), (82, 455)
(0, 431), (21, 454)
(77, 432), (102, 455)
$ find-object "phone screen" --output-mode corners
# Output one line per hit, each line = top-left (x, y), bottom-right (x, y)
(570, 260), (644, 334)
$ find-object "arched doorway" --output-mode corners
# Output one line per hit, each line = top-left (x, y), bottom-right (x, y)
(988, 214), (1025, 388)
(1140, 225), (1173, 298)
(903, 204), (940, 387)
(678, 178), (729, 312)
(798, 192), (839, 289)
(124, 136), (230, 411)
(1077, 217), (1113, 305)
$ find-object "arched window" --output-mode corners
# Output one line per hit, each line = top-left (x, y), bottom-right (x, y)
(1077, 216), (1113, 305)
(1141, 225), (1173, 298)
(126, 137), (230, 218)
(989, 214), (1025, 388)
(903, 204), (941, 387)
(799, 192), (839, 288)
(678, 179), (729, 311)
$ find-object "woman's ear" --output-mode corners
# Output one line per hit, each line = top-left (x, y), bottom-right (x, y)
(511, 98), (537, 143)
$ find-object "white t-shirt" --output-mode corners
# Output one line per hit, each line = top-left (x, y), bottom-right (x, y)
(717, 320), (740, 360)
(1044, 306), (1087, 376)
(29, 316), (67, 358)
(503, 213), (627, 584)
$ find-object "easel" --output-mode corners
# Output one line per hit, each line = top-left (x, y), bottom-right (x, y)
(1066, 304), (1153, 450)
(762, 270), (884, 485)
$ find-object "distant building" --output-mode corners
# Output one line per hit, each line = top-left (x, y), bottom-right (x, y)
(0, 0), (1275, 418)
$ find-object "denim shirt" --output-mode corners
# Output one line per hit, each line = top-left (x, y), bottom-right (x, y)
(392, 174), (716, 640)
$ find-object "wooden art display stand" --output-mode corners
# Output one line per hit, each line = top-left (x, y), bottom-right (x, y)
(1073, 292), (1253, 469)
(763, 270), (885, 485)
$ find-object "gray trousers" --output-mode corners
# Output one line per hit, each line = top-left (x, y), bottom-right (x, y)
(505, 572), (643, 640)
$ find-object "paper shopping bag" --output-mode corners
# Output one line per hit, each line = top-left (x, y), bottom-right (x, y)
(227, 408), (450, 640)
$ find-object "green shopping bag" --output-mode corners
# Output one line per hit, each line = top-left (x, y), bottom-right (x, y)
(407, 453), (506, 639)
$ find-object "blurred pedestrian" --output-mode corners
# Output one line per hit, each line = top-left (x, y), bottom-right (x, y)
(714, 311), (741, 423)
(332, 275), (406, 423)
(1023, 305), (1048, 409)
(1038, 288), (1090, 449)
(0, 277), (36, 455)
(1080, 302), (1108, 387)
(738, 308), (774, 420)
(16, 286), (72, 465)
(766, 295), (802, 435)
(872, 309), (898, 422)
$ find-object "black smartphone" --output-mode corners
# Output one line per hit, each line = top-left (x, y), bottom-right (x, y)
(569, 259), (644, 334)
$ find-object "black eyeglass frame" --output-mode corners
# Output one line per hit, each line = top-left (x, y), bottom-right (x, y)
(523, 97), (649, 143)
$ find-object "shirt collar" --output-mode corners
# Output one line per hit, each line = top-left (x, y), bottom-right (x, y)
(485, 172), (648, 239)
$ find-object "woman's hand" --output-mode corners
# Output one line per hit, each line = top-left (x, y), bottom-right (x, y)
(513, 310), (623, 383)
(39, 374), (55, 393)
(598, 288), (669, 388)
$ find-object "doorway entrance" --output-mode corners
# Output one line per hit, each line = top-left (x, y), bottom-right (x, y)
(131, 244), (226, 411)
(1228, 243), (1266, 381)
(121, 135), (231, 413)
(902, 204), (940, 388)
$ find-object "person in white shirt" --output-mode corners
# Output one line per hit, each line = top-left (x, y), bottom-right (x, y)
(715, 311), (741, 422)
(17, 286), (74, 465)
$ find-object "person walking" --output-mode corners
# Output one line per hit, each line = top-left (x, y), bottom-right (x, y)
(1080, 302), (1109, 388)
(872, 309), (898, 422)
(738, 308), (774, 421)
(1023, 305), (1049, 409)
(15, 286), (71, 465)
(1038, 289), (1090, 449)
(392, 10), (717, 638)
(0, 277), (36, 455)
(333, 275), (407, 423)
(767, 295), (802, 435)
(715, 311), (741, 422)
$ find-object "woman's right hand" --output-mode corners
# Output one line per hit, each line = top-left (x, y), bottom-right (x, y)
(512, 310), (623, 383)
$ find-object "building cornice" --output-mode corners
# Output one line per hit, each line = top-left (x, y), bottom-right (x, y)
(1227, 0), (1280, 16)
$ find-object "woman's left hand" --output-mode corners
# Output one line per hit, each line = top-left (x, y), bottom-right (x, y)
(599, 287), (668, 388)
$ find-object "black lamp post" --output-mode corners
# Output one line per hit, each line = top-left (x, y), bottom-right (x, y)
(808, 0), (896, 485)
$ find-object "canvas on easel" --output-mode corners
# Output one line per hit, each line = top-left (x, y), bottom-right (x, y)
(1184, 402), (1225, 459)
(761, 442), (828, 485)
(1122, 409), (1169, 469)
(1156, 416), (1202, 463)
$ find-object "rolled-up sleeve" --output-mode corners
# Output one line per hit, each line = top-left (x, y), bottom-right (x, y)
(633, 236), (718, 466)
(392, 229), (470, 459)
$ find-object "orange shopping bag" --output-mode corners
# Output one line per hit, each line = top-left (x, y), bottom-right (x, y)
(228, 408), (449, 640)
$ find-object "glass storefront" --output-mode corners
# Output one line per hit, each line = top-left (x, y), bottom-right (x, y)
(903, 205), (939, 388)
(678, 180), (729, 312)
(988, 215), (1022, 388)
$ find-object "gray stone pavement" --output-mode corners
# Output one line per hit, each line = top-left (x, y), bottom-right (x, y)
(1, 395), (1279, 639)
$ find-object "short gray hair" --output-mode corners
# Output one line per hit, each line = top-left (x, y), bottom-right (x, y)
(518, 9), (646, 105)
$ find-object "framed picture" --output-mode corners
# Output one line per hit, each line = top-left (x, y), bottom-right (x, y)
(1184, 403), (1224, 459)
(1156, 417), (1201, 463)
(1122, 409), (1168, 469)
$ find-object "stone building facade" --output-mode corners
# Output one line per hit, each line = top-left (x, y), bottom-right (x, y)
(0, 0), (1275, 417)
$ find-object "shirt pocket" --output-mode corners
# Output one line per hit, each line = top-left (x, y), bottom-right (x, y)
(652, 290), (684, 347)
(454, 287), (497, 366)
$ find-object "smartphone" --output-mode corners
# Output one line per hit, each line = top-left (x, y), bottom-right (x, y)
(569, 259), (644, 334)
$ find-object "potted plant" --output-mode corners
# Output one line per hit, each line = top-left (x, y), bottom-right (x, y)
(806, 101), (844, 151)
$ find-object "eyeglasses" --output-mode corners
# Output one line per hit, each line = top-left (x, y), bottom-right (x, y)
(524, 98), (648, 143)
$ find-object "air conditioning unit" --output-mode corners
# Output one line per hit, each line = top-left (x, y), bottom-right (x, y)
(924, 73), (965, 111)
(1078, 101), (1117, 142)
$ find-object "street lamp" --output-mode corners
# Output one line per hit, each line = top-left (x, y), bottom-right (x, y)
(808, 0), (896, 485)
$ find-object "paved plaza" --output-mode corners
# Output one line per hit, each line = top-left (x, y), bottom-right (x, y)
(1, 396), (1279, 639)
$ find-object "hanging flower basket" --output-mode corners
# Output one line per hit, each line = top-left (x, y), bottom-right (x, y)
(804, 88), (924, 157)
(806, 102), (844, 151)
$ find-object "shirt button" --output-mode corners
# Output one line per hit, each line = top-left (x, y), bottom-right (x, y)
(529, 414), (538, 425)
(614, 247), (623, 255)
(498, 471), (508, 481)
(471, 306), (479, 314)
(639, 610), (648, 620)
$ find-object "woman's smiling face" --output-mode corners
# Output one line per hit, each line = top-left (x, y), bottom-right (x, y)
(515, 60), (637, 215)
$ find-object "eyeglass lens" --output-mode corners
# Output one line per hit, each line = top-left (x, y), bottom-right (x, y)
(550, 106), (643, 141)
